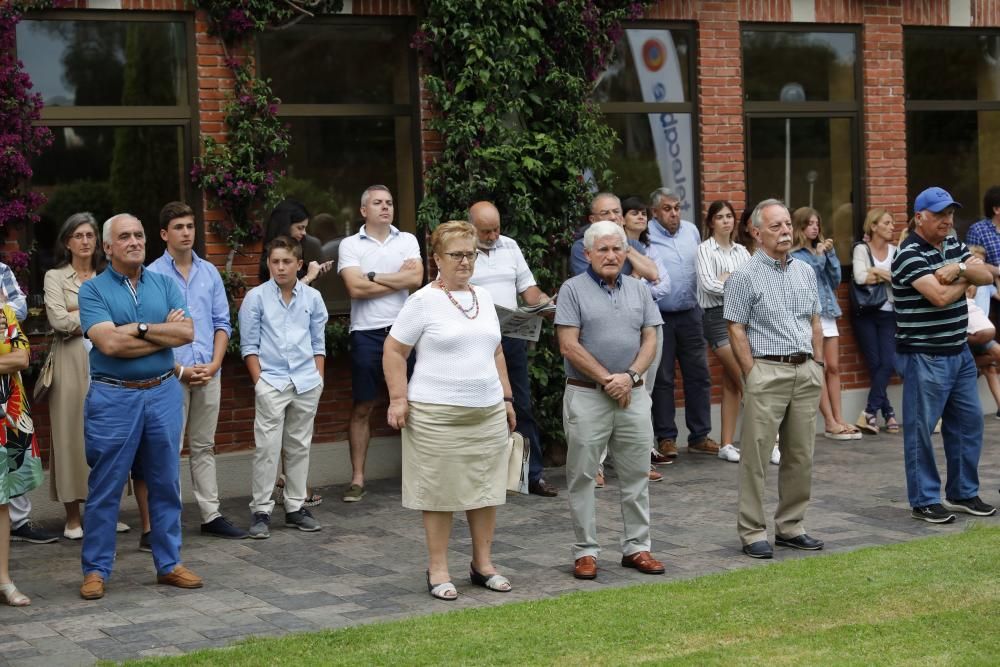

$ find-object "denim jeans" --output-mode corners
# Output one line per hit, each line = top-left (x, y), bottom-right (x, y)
(502, 337), (544, 483)
(852, 309), (896, 418)
(895, 349), (983, 508)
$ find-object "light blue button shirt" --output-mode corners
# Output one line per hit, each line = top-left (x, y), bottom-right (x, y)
(648, 218), (700, 312)
(238, 279), (328, 394)
(147, 251), (232, 372)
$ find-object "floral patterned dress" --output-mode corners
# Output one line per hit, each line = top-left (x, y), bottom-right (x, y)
(0, 304), (42, 504)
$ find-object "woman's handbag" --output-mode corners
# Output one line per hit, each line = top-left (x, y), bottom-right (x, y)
(506, 432), (530, 494)
(32, 345), (55, 403)
(849, 243), (889, 315)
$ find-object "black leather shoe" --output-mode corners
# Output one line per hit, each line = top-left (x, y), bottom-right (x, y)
(742, 540), (773, 559)
(529, 479), (559, 497)
(775, 533), (824, 551)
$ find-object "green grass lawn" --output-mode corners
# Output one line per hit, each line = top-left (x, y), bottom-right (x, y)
(129, 525), (1000, 666)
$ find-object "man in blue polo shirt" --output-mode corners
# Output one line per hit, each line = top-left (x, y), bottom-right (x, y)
(77, 213), (202, 600)
(893, 187), (997, 524)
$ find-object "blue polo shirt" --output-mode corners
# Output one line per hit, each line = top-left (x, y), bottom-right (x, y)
(79, 265), (187, 380)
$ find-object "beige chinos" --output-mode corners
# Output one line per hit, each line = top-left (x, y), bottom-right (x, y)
(180, 374), (223, 523)
(737, 359), (823, 545)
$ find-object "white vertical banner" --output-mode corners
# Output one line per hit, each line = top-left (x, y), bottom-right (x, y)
(626, 29), (695, 218)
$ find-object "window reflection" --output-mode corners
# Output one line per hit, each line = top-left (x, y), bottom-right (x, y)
(743, 31), (856, 102)
(594, 29), (691, 103)
(906, 32), (1000, 101)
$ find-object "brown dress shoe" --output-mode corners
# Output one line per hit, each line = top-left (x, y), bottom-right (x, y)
(621, 551), (665, 574)
(156, 564), (204, 589)
(657, 438), (678, 458)
(688, 437), (720, 454)
(573, 556), (597, 579)
(528, 479), (559, 497)
(80, 572), (105, 600)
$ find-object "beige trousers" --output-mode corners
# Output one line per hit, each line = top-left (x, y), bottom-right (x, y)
(738, 359), (823, 545)
(249, 382), (322, 516)
(180, 374), (222, 524)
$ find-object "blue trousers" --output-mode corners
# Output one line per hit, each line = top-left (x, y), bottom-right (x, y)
(652, 307), (712, 443)
(895, 349), (983, 508)
(502, 337), (544, 483)
(852, 309), (896, 418)
(82, 379), (184, 578)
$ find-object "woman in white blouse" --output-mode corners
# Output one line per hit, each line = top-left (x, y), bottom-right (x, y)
(383, 220), (516, 601)
(695, 201), (762, 463)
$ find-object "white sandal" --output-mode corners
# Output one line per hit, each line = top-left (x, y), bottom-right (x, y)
(426, 571), (458, 601)
(0, 582), (31, 607)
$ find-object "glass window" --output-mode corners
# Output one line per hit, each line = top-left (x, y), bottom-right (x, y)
(16, 19), (189, 107)
(742, 30), (856, 103)
(905, 32), (1000, 101)
(747, 117), (857, 260)
(594, 29), (692, 103)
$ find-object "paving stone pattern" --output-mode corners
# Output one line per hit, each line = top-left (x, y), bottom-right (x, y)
(3, 425), (998, 665)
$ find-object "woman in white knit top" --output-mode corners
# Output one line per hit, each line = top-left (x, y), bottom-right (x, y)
(384, 220), (516, 601)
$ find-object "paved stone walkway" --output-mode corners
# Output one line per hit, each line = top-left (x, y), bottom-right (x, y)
(3, 424), (999, 665)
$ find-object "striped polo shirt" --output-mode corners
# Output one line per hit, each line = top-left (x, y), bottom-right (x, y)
(891, 232), (971, 355)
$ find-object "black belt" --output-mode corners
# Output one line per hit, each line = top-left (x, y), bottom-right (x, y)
(567, 378), (643, 390)
(93, 370), (174, 390)
(758, 354), (812, 365)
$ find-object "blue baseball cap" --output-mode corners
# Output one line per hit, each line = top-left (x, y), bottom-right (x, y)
(914, 187), (962, 213)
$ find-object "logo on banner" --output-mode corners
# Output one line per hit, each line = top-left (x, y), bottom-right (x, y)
(642, 39), (666, 71)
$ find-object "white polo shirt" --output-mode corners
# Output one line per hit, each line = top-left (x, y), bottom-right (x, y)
(337, 224), (422, 331)
(471, 235), (537, 310)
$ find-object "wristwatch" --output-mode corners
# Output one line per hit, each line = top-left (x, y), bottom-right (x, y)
(367, 271), (376, 282)
(627, 369), (641, 386)
(137, 322), (149, 340)
(957, 262), (967, 277)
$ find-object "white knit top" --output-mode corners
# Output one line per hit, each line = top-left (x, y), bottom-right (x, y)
(389, 283), (504, 407)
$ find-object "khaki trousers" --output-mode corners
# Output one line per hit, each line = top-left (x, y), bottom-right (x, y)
(564, 384), (653, 560)
(180, 374), (222, 524)
(737, 359), (822, 545)
(249, 382), (322, 516)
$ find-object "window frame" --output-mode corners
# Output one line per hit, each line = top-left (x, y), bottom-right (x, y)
(903, 26), (1000, 111)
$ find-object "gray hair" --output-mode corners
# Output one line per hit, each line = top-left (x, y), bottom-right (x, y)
(750, 198), (787, 229)
(583, 220), (627, 250)
(649, 187), (680, 208)
(589, 192), (620, 214)
(56, 212), (100, 268)
(361, 184), (392, 208)
(103, 213), (138, 242)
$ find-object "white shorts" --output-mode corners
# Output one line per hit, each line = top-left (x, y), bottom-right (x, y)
(821, 315), (839, 338)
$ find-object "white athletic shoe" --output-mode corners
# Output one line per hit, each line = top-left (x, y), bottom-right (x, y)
(770, 445), (781, 465)
(717, 444), (741, 462)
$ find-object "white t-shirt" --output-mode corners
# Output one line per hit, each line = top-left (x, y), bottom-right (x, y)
(389, 284), (504, 407)
(337, 224), (421, 331)
(871, 247), (895, 312)
(470, 235), (537, 310)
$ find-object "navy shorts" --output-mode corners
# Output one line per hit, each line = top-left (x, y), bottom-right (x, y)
(350, 328), (414, 403)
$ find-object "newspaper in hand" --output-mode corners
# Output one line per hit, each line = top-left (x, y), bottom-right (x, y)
(495, 300), (556, 341)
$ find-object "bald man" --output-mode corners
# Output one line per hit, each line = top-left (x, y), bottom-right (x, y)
(469, 201), (558, 497)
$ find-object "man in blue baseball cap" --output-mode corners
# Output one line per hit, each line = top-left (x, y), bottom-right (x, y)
(891, 187), (998, 523)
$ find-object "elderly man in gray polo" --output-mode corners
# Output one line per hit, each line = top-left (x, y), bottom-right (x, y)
(724, 199), (826, 560)
(556, 220), (665, 580)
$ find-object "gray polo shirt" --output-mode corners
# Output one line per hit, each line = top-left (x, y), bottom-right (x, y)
(555, 268), (662, 380)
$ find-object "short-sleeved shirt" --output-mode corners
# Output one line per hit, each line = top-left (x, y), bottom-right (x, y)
(555, 270), (662, 380)
(337, 224), (421, 331)
(892, 232), (971, 355)
(471, 235), (537, 310)
(79, 265), (186, 380)
(147, 251), (232, 372)
(724, 251), (820, 358)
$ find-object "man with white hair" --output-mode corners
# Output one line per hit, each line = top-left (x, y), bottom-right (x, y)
(556, 220), (665, 580)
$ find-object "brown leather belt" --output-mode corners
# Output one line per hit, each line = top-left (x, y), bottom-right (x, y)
(759, 354), (812, 365)
(566, 377), (643, 390)
(93, 370), (175, 390)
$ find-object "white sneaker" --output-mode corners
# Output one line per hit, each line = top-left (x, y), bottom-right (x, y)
(717, 443), (740, 462)
(770, 445), (781, 465)
(116, 522), (130, 533)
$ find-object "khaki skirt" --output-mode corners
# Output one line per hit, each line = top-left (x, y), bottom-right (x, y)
(402, 401), (508, 512)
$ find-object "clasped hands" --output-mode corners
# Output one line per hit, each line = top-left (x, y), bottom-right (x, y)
(602, 373), (633, 408)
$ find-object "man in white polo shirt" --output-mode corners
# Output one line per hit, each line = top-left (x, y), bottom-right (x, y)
(337, 185), (423, 502)
(469, 201), (558, 497)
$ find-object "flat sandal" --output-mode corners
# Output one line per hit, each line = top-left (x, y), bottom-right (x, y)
(0, 582), (30, 607)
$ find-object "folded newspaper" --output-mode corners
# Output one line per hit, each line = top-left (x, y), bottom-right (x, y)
(495, 300), (557, 342)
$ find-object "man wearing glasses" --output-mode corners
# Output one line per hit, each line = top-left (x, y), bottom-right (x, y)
(337, 185), (423, 503)
(648, 187), (717, 461)
(469, 200), (558, 497)
(570, 193), (658, 280)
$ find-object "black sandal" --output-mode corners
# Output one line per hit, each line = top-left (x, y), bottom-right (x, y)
(469, 563), (512, 592)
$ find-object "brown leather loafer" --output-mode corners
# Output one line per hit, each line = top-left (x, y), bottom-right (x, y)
(528, 479), (559, 497)
(657, 438), (678, 458)
(80, 572), (105, 600)
(688, 437), (720, 454)
(156, 565), (204, 589)
(621, 551), (665, 575)
(573, 555), (597, 580)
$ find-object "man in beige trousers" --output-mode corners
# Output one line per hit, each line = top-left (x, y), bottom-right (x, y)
(724, 199), (826, 559)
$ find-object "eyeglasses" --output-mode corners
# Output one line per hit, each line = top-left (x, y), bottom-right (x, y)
(71, 232), (96, 241)
(443, 252), (477, 262)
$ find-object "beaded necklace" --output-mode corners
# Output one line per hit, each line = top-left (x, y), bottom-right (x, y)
(437, 280), (479, 319)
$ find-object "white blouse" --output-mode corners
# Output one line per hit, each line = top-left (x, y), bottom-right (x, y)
(696, 238), (751, 309)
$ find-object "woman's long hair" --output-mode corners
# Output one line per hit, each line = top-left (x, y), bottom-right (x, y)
(55, 212), (104, 272)
(791, 206), (824, 252)
(702, 200), (737, 242)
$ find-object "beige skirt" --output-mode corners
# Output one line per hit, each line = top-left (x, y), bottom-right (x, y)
(402, 401), (508, 511)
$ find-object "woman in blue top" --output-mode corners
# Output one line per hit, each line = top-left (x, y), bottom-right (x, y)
(790, 207), (861, 441)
